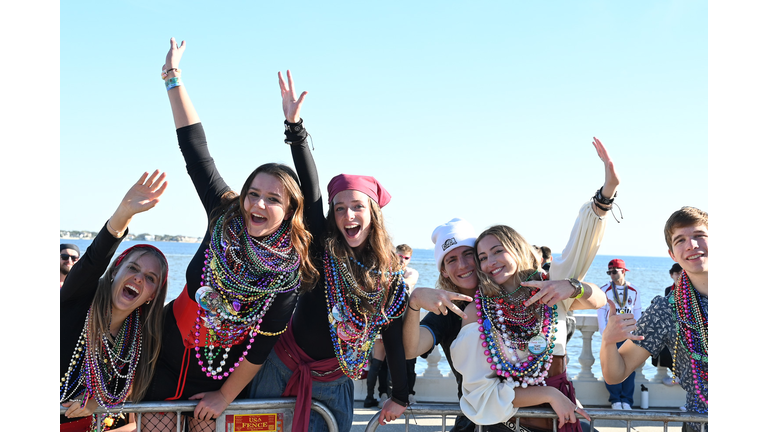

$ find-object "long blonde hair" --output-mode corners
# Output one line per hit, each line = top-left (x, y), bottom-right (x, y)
(325, 197), (401, 313)
(474, 225), (542, 297)
(89, 246), (169, 402)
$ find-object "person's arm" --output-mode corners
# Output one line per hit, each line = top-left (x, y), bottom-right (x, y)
(403, 287), (471, 359)
(521, 279), (606, 310)
(279, 70), (324, 246)
(599, 300), (650, 384)
(632, 287), (642, 321)
(189, 360), (262, 421)
(163, 38), (200, 129)
(60, 171), (168, 303)
(379, 316), (408, 425)
(590, 137), (619, 218)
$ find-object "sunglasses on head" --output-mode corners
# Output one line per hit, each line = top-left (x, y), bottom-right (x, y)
(61, 253), (80, 262)
(397, 254), (411, 261)
(606, 269), (622, 275)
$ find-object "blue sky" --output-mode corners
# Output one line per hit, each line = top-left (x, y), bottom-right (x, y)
(56, 1), (708, 257)
(3, 1), (766, 426)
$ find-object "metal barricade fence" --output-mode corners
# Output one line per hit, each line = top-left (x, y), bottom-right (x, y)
(60, 398), (338, 432)
(362, 403), (708, 432)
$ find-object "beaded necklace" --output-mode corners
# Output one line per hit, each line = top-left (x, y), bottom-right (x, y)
(323, 250), (408, 379)
(610, 282), (629, 310)
(474, 273), (557, 388)
(194, 215), (301, 380)
(60, 306), (142, 426)
(670, 270), (708, 411)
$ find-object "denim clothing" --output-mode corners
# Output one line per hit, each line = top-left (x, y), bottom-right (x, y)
(605, 341), (635, 406)
(250, 349), (354, 432)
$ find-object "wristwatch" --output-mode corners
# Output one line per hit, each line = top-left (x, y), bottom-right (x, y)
(567, 278), (585, 299)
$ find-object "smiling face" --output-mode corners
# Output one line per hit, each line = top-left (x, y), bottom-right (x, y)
(476, 235), (518, 289)
(60, 248), (79, 275)
(332, 190), (372, 250)
(440, 246), (479, 292)
(668, 223), (708, 276)
(242, 172), (293, 238)
(111, 251), (162, 315)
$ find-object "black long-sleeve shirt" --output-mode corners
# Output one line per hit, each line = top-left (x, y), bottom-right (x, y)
(60, 223), (126, 424)
(287, 127), (409, 405)
(144, 123), (301, 400)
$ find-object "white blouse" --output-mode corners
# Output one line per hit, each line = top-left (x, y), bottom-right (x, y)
(450, 201), (606, 425)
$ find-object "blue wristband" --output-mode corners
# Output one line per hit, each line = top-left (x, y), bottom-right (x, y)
(165, 76), (182, 91)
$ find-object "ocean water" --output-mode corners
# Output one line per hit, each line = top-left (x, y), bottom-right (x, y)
(62, 239), (676, 380)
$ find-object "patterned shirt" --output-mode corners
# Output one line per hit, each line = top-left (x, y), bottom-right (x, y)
(634, 292), (708, 430)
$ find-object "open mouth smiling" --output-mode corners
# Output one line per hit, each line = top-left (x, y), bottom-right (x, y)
(344, 224), (361, 237)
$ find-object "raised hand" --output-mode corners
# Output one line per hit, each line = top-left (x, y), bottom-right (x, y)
(278, 70), (308, 123)
(592, 137), (620, 196)
(118, 170), (169, 217)
(409, 287), (473, 319)
(164, 37), (186, 72)
(601, 300), (644, 345)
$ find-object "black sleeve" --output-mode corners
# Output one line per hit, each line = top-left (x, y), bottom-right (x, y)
(382, 314), (409, 406)
(286, 119), (326, 256)
(244, 290), (299, 365)
(418, 311), (450, 359)
(60, 222), (127, 305)
(176, 123), (232, 217)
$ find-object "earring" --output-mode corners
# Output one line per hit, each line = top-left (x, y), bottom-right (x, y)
(145, 300), (152, 305)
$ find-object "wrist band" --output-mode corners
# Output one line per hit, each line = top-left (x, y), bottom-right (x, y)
(568, 278), (585, 299)
(161, 68), (182, 80)
(165, 76), (182, 91)
(107, 219), (125, 238)
(408, 301), (420, 312)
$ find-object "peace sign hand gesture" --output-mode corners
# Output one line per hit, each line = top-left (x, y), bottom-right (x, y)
(279, 70), (308, 123)
(602, 299), (644, 345)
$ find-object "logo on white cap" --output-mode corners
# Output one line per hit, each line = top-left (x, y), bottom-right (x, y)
(442, 238), (457, 251)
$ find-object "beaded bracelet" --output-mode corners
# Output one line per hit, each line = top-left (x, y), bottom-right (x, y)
(256, 324), (289, 337)
(165, 76), (182, 91)
(161, 68), (182, 80)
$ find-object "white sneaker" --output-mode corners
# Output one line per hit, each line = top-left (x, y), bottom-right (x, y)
(408, 394), (417, 405)
(621, 402), (632, 410)
(611, 402), (623, 410)
(662, 376), (678, 386)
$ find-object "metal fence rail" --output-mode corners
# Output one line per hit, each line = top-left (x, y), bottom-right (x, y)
(362, 403), (708, 432)
(60, 398), (338, 432)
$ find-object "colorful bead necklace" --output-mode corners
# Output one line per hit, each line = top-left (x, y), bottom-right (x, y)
(324, 251), (408, 379)
(474, 275), (557, 388)
(60, 306), (142, 426)
(671, 270), (708, 411)
(194, 215), (301, 380)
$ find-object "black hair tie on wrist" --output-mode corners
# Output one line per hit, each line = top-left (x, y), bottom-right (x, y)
(592, 187), (623, 223)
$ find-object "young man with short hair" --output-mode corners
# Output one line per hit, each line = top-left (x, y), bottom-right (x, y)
(597, 258), (641, 410)
(600, 207), (708, 431)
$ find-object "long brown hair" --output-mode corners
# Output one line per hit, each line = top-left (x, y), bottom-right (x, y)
(325, 196), (400, 313)
(209, 163), (319, 290)
(89, 247), (169, 402)
(474, 225), (542, 297)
